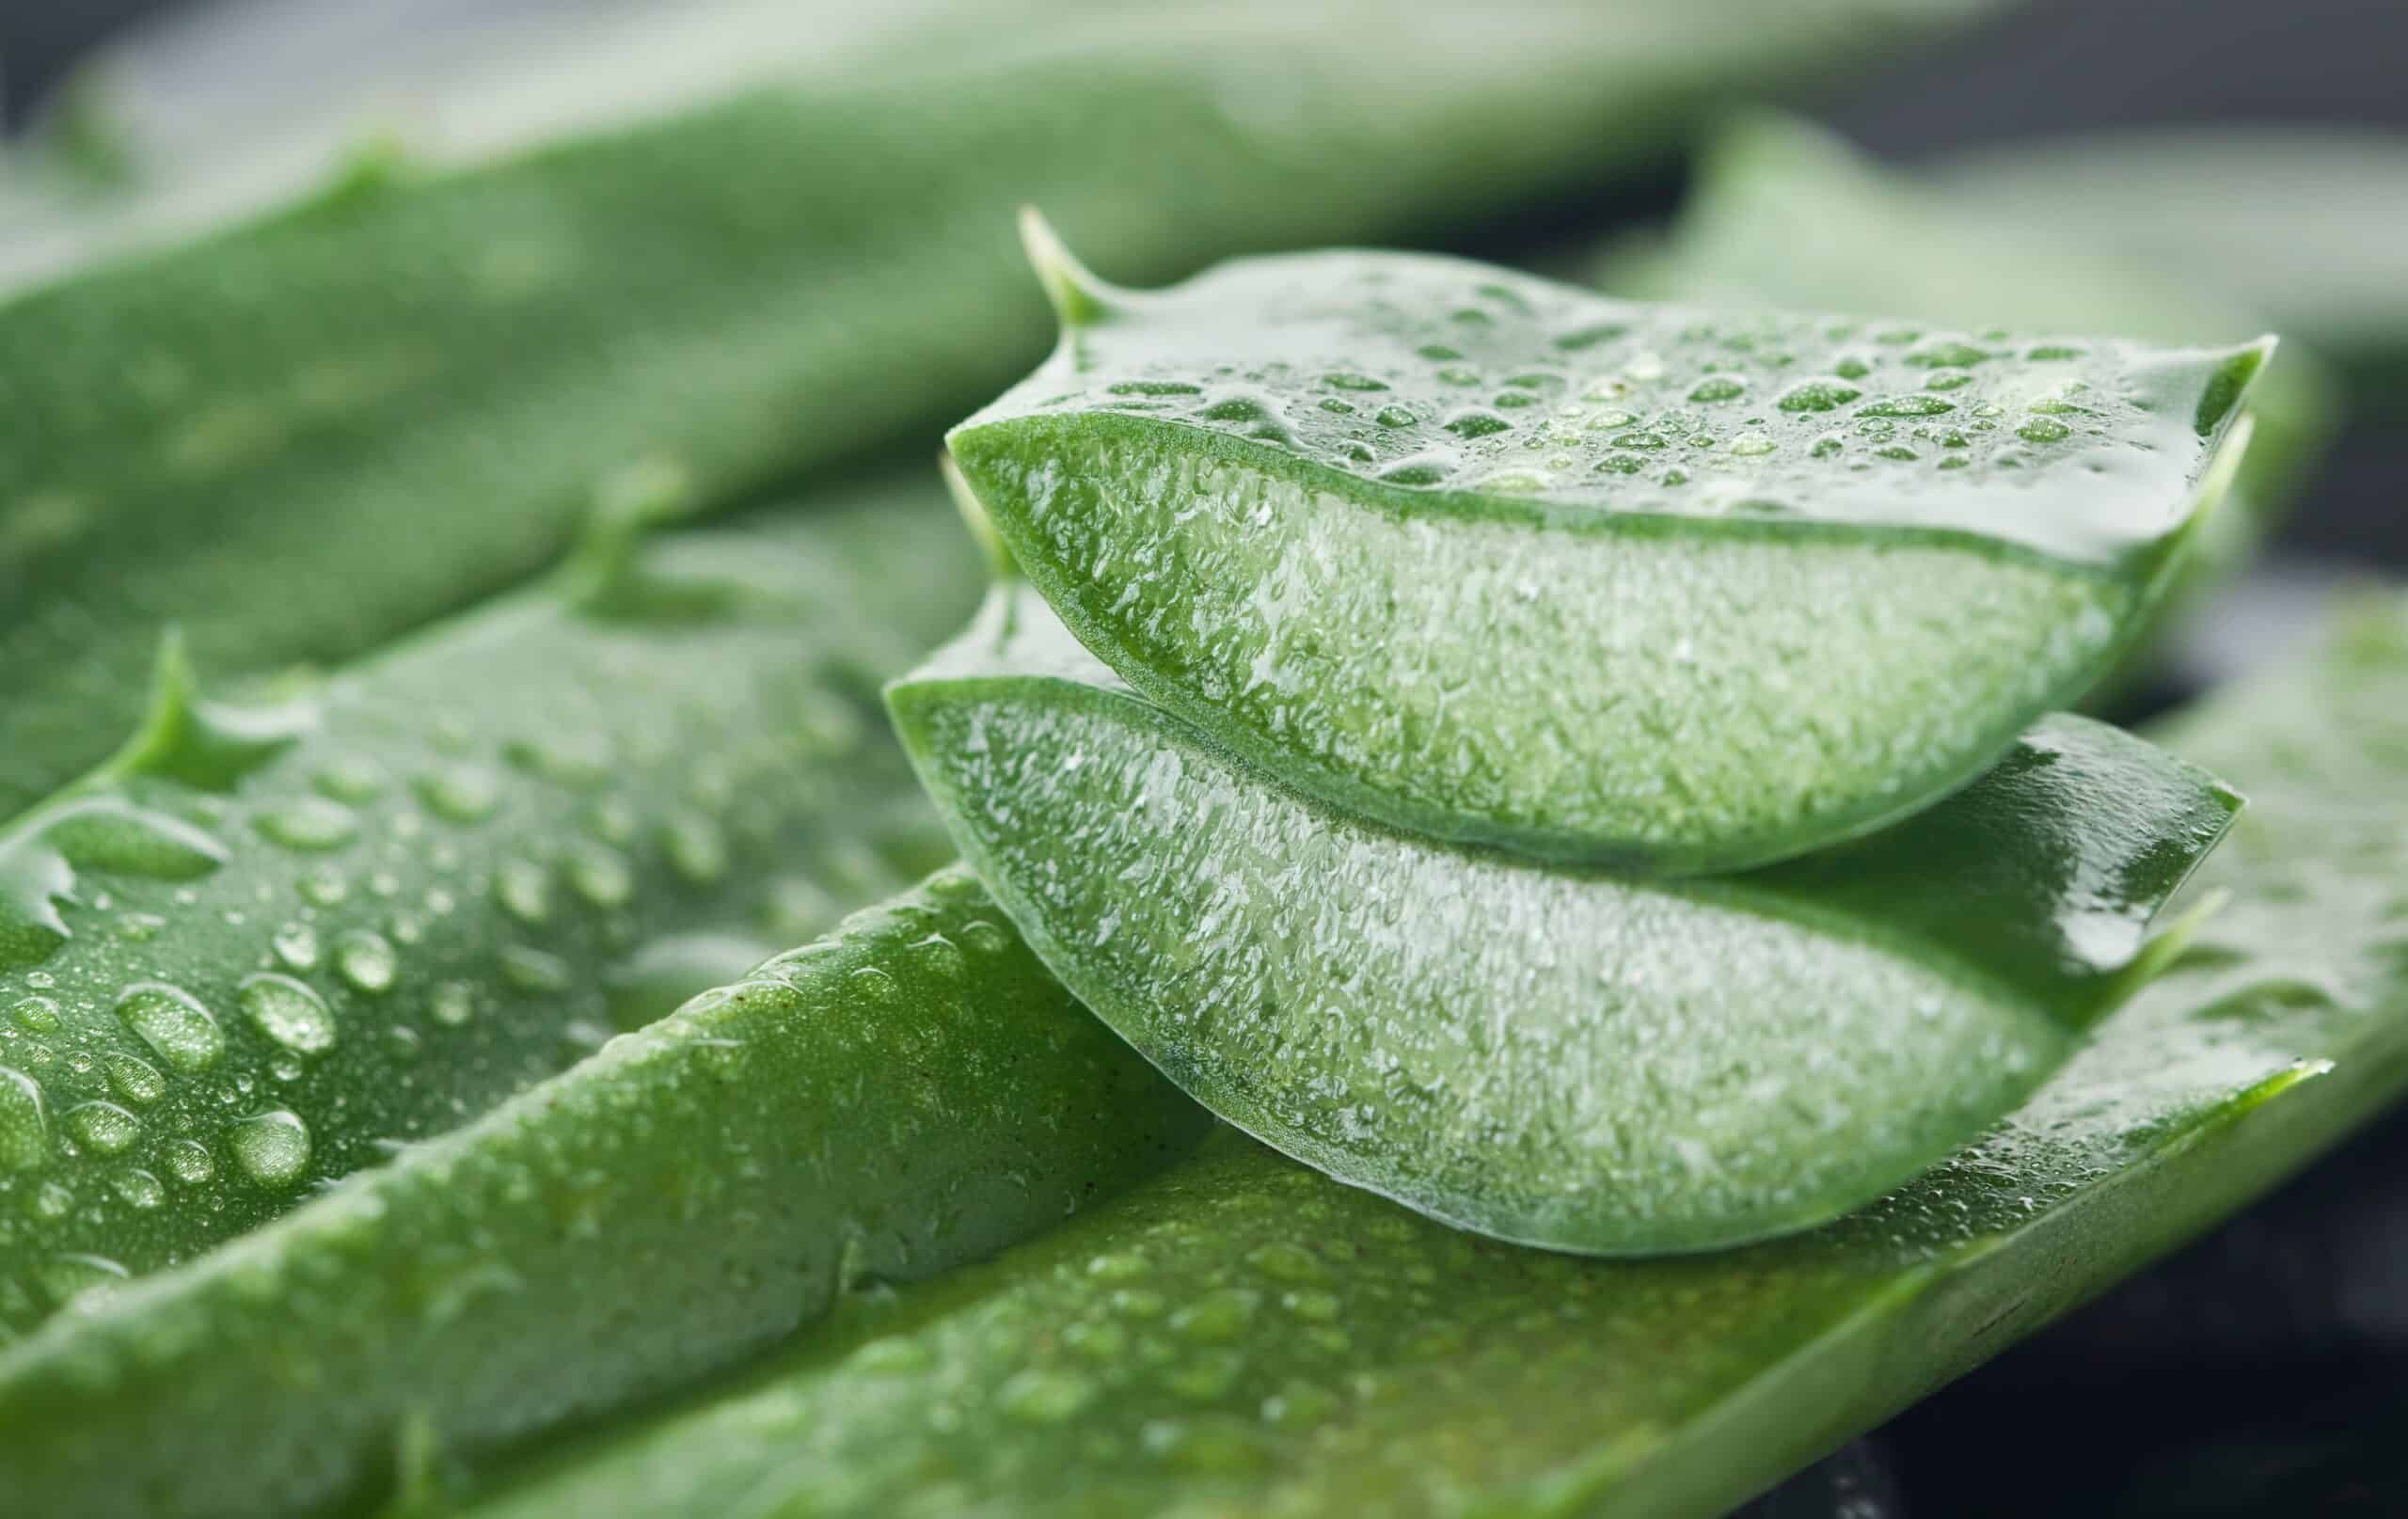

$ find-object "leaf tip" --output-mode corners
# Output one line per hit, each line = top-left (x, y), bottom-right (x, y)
(1018, 206), (1117, 329)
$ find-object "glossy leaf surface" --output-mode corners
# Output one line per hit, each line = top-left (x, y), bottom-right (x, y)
(0, 869), (1209, 1519)
(890, 586), (2237, 1253)
(950, 228), (2264, 871)
(465, 593), (2408, 1519)
(0, 480), (982, 1337)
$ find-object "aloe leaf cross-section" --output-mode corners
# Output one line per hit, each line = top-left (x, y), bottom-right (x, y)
(888, 586), (2240, 1255)
(946, 217), (2269, 872)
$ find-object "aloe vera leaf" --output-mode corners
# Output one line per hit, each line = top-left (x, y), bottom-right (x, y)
(0, 479), (982, 1337)
(949, 223), (2264, 874)
(449, 593), (2408, 1517)
(1605, 114), (2337, 533)
(1929, 126), (2408, 400)
(0, 3), (2007, 818)
(0, 868), (1210, 1519)
(887, 585), (2236, 1254)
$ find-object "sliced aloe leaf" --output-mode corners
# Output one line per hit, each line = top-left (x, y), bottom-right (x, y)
(0, 3), (2007, 818)
(0, 479), (980, 1337)
(1607, 114), (2337, 530)
(949, 220), (2265, 872)
(447, 593), (2408, 1516)
(1929, 126), (2408, 400)
(0, 868), (1210, 1519)
(888, 585), (2237, 1254)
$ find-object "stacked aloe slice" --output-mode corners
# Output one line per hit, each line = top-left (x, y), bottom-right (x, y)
(899, 214), (2273, 1254)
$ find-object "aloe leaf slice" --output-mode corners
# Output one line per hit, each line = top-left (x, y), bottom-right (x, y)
(888, 585), (2237, 1254)
(0, 3), (2004, 818)
(0, 868), (1209, 1519)
(948, 220), (2266, 872)
(0, 478), (981, 1337)
(1929, 126), (2408, 400)
(448, 593), (2408, 1517)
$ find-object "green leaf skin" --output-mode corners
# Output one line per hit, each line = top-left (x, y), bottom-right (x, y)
(888, 586), (2238, 1255)
(1929, 126), (2408, 403)
(0, 479), (982, 1338)
(452, 594), (2408, 1519)
(0, 3), (2007, 819)
(948, 229), (2264, 873)
(1604, 114), (2337, 549)
(0, 869), (1211, 1519)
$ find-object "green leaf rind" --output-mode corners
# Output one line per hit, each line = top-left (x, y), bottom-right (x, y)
(888, 585), (2236, 1254)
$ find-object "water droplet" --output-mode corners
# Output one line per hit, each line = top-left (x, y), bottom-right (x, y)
(312, 755), (385, 802)
(257, 796), (359, 852)
(564, 842), (634, 909)
(415, 763), (500, 823)
(29, 1179), (71, 1218)
(1261, 1381), (1341, 1434)
(103, 1054), (164, 1105)
(499, 945), (573, 995)
(2018, 417), (2073, 444)
(998, 1369), (1098, 1424)
(1372, 405), (1418, 428)
(67, 1100), (139, 1155)
(240, 973), (337, 1054)
(165, 1138), (214, 1184)
(1905, 340), (1994, 369)
(585, 797), (639, 847)
(270, 920), (321, 972)
(1171, 1289), (1258, 1343)
(334, 930), (398, 995)
(0, 1068), (48, 1170)
(1858, 395), (1956, 419)
(10, 996), (59, 1033)
(1143, 1414), (1266, 1473)
(116, 982), (224, 1072)
(1687, 376), (1747, 403)
(299, 865), (350, 908)
(430, 981), (476, 1027)
(1243, 1242), (1324, 1283)
(662, 810), (728, 885)
(1322, 372), (1388, 393)
(493, 857), (552, 926)
(1777, 380), (1863, 413)
(112, 1168), (165, 1210)
(1731, 435), (1778, 457)
(229, 1110), (310, 1186)
(1442, 411), (1510, 438)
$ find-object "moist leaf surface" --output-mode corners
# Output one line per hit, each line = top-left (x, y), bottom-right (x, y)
(457, 593), (2408, 1519)
(0, 480), (981, 1337)
(888, 586), (2237, 1253)
(950, 235), (2264, 869)
(0, 869), (1209, 1519)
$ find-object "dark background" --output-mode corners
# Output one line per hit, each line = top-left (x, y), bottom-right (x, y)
(8, 4), (2405, 1515)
